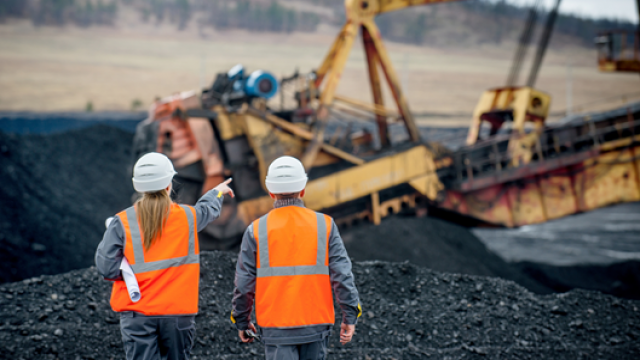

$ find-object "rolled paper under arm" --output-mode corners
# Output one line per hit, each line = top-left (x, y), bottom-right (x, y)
(119, 257), (141, 303)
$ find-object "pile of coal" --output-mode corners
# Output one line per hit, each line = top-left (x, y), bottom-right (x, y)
(0, 126), (133, 283)
(1, 251), (638, 359)
(342, 217), (553, 294)
(513, 260), (640, 300)
(0, 111), (144, 134)
(342, 216), (640, 300)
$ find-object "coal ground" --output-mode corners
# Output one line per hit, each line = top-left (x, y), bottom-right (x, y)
(1, 251), (639, 360)
(0, 111), (145, 134)
(0, 126), (134, 283)
(1, 121), (640, 358)
(512, 261), (640, 300)
(341, 217), (640, 300)
(341, 217), (553, 295)
(471, 202), (640, 266)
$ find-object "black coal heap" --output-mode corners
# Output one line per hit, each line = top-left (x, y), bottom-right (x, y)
(0, 126), (133, 283)
(1, 252), (639, 359)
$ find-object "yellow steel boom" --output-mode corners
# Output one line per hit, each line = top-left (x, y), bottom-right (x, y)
(302, 0), (462, 168)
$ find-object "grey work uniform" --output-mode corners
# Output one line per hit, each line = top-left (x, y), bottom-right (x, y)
(95, 189), (224, 360)
(232, 198), (361, 360)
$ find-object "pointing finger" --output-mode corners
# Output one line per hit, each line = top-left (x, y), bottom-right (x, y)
(223, 178), (233, 185)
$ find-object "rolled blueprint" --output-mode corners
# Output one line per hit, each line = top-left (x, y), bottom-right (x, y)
(120, 256), (141, 302)
(105, 216), (141, 302)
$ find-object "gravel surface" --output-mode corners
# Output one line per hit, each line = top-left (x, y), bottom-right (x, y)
(0, 126), (133, 283)
(1, 251), (639, 360)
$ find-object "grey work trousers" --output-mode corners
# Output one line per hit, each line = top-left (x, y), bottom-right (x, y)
(120, 312), (195, 360)
(264, 337), (329, 360)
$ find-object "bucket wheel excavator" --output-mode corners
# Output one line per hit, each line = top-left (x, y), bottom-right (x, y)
(133, 0), (640, 249)
(133, 0), (461, 249)
(437, 0), (640, 227)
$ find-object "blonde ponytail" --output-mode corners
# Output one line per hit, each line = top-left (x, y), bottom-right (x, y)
(136, 190), (172, 250)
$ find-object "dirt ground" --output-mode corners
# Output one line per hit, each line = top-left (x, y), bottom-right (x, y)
(0, 19), (638, 126)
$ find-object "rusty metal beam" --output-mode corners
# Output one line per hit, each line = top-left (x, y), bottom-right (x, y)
(361, 19), (421, 143)
(455, 150), (599, 192)
(375, 0), (464, 14)
(303, 22), (360, 169)
(315, 23), (349, 88)
(248, 108), (365, 165)
(362, 25), (390, 148)
(333, 95), (399, 118)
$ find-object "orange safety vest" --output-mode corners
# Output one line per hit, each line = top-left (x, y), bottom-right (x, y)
(110, 204), (200, 316)
(254, 206), (334, 328)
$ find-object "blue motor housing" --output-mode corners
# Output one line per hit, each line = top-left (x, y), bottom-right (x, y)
(227, 64), (278, 99)
(202, 65), (280, 108)
(244, 70), (278, 99)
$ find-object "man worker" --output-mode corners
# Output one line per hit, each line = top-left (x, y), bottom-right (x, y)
(231, 156), (362, 359)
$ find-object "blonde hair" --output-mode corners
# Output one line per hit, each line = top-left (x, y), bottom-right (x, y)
(136, 190), (172, 250)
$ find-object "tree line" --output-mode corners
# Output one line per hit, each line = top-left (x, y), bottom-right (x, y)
(0, 0), (117, 27)
(0, 0), (635, 46)
(200, 0), (320, 33)
(0, 0), (321, 33)
(137, 0), (320, 32)
(372, 0), (637, 46)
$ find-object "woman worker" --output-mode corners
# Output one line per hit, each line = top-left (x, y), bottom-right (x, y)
(95, 152), (234, 360)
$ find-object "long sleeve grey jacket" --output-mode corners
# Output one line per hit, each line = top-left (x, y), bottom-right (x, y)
(95, 189), (224, 281)
(231, 198), (361, 345)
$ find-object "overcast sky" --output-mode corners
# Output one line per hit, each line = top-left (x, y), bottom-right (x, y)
(504, 0), (639, 22)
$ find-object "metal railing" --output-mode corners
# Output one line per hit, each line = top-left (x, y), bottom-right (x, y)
(452, 111), (640, 184)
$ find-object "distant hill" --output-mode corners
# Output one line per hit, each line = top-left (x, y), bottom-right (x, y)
(0, 0), (636, 48)
(373, 1), (638, 47)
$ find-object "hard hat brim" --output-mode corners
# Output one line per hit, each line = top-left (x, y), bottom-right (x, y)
(265, 177), (307, 194)
(132, 172), (176, 193)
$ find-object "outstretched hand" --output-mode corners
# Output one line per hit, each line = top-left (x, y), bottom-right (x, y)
(214, 178), (235, 198)
(340, 323), (355, 345)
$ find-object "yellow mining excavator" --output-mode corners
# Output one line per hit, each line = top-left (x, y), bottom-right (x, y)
(436, 0), (640, 226)
(133, 0), (461, 249)
(133, 0), (640, 249)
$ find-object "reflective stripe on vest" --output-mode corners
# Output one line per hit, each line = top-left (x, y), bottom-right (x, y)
(124, 205), (199, 273)
(256, 212), (328, 278)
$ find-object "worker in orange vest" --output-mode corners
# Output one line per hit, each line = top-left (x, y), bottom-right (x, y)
(231, 156), (362, 360)
(95, 152), (234, 360)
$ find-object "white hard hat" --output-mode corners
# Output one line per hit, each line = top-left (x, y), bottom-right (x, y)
(132, 152), (177, 193)
(265, 156), (308, 194)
